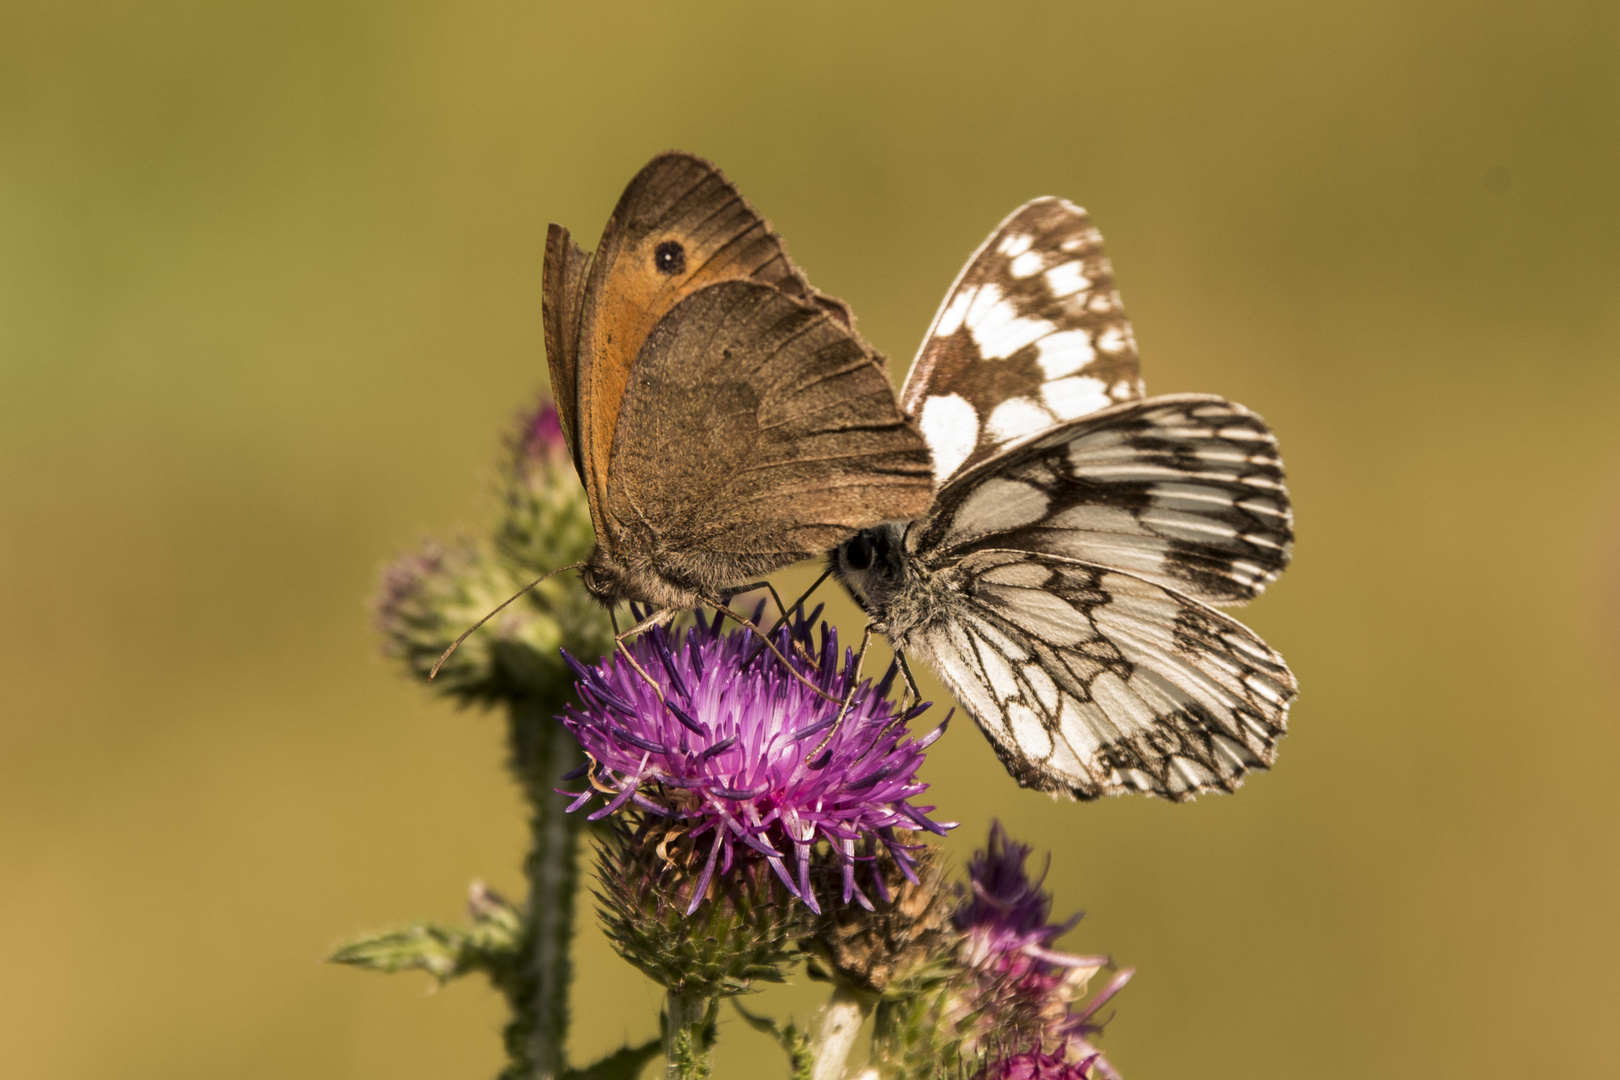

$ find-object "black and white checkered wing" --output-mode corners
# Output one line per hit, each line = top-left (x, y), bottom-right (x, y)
(901, 198), (1143, 487)
(908, 549), (1295, 801)
(830, 198), (1299, 801)
(911, 394), (1292, 606)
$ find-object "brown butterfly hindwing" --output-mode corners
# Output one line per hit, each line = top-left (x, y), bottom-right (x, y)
(597, 280), (933, 603)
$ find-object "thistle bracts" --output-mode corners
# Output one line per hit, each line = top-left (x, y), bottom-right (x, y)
(594, 813), (814, 998)
(804, 837), (956, 997)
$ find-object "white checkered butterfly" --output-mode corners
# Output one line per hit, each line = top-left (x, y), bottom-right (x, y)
(831, 199), (1297, 800)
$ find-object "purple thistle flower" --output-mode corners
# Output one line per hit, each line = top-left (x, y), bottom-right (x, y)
(974, 1048), (1104, 1080)
(957, 822), (1093, 970)
(523, 401), (568, 463)
(953, 823), (1132, 1079)
(559, 607), (952, 915)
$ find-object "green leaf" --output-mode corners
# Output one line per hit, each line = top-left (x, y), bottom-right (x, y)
(327, 886), (523, 986)
(328, 922), (468, 981)
(732, 1002), (813, 1080)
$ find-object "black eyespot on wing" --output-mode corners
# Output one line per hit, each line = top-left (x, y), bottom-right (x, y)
(654, 240), (686, 275)
(845, 533), (875, 571)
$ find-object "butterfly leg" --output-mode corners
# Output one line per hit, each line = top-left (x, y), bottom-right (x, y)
(813, 621), (877, 756)
(723, 579), (791, 624)
(893, 648), (922, 712)
(739, 566), (835, 670)
(776, 566), (834, 623)
(708, 600), (845, 705)
(723, 578), (815, 667)
(607, 605), (679, 701)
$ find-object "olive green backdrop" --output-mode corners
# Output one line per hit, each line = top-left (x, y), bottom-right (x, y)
(4, 2), (1618, 1077)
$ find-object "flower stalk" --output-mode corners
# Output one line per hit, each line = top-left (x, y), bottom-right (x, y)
(808, 986), (873, 1080)
(508, 695), (587, 1079)
(663, 991), (719, 1080)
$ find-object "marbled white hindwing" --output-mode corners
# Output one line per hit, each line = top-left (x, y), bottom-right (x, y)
(910, 395), (1293, 606)
(901, 198), (1143, 488)
(908, 549), (1296, 801)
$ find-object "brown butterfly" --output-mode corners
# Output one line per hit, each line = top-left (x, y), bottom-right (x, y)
(542, 151), (934, 623)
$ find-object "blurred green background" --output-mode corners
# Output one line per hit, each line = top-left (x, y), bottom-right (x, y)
(4, 1), (1619, 1077)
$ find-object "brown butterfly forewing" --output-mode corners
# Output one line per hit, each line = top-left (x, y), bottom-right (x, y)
(543, 152), (933, 611)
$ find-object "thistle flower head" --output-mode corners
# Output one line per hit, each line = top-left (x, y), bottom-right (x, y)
(374, 396), (611, 704)
(560, 607), (952, 915)
(957, 822), (1077, 969)
(951, 823), (1131, 1078)
(374, 539), (583, 705)
(974, 1049), (1105, 1080)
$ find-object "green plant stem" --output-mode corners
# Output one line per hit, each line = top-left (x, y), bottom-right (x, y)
(506, 694), (587, 1080)
(809, 986), (873, 1080)
(663, 991), (718, 1080)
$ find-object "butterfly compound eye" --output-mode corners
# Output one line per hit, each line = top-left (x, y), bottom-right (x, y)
(653, 240), (686, 275)
(845, 533), (875, 572)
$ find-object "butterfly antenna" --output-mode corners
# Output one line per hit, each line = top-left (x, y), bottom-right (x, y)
(710, 600), (844, 706)
(429, 562), (586, 679)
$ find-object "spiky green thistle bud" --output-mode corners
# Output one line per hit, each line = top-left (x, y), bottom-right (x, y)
(496, 401), (598, 581)
(592, 815), (814, 999)
(373, 400), (613, 708)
